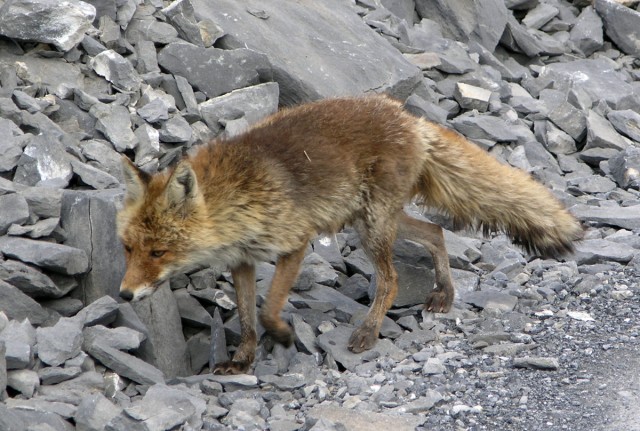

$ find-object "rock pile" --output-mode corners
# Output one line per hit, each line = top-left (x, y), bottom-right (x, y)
(0, 0), (639, 430)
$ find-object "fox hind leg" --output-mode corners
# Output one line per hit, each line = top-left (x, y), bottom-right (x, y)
(348, 213), (399, 353)
(397, 212), (455, 313)
(213, 262), (257, 375)
(260, 243), (307, 347)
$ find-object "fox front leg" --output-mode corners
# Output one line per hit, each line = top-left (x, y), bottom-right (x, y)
(213, 262), (257, 375)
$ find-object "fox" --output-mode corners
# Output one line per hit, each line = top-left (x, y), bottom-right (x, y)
(117, 94), (583, 375)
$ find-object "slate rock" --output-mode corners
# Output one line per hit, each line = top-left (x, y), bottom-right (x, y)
(0, 403), (74, 431)
(0, 319), (36, 370)
(522, 3), (558, 29)
(6, 369), (39, 398)
(14, 135), (73, 187)
(8, 217), (60, 239)
(36, 317), (84, 366)
(223, 397), (265, 429)
(0, 236), (89, 276)
(594, 0), (640, 57)
(90, 50), (141, 92)
(451, 115), (519, 142)
(162, 0), (206, 47)
(308, 404), (423, 431)
(158, 42), (271, 99)
(138, 98), (170, 123)
(38, 366), (82, 385)
(125, 18), (179, 45)
(538, 89), (587, 142)
(0, 281), (51, 326)
(513, 356), (559, 370)
(174, 288), (214, 327)
(75, 392), (122, 431)
(91, 103), (138, 152)
(609, 147), (640, 190)
(291, 313), (321, 355)
(125, 384), (207, 430)
(0, 118), (25, 172)
(209, 307), (229, 369)
(0, 341), (6, 398)
(408, 30), (477, 74)
(0, 193), (29, 235)
(295, 253), (339, 291)
(21, 186), (63, 219)
(199, 82), (279, 133)
(159, 115), (192, 143)
(316, 325), (407, 371)
(461, 289), (518, 312)
(567, 175), (617, 195)
(85, 338), (165, 385)
(584, 110), (629, 152)
(392, 239), (435, 307)
(454, 83), (492, 112)
(344, 248), (375, 279)
(61, 190), (126, 303)
(75, 296), (119, 327)
(83, 325), (145, 351)
(312, 234), (347, 273)
(0, 0), (96, 51)
(573, 204), (640, 230)
(198, 0), (422, 104)
(569, 6), (604, 56)
(607, 110), (640, 143)
(570, 239), (636, 265)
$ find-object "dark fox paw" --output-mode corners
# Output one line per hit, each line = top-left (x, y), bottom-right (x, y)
(347, 325), (378, 353)
(212, 360), (251, 375)
(425, 290), (453, 313)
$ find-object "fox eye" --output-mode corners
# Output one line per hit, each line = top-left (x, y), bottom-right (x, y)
(150, 250), (166, 258)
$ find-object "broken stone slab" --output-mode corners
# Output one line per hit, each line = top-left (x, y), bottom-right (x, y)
(199, 82), (279, 133)
(13, 134), (73, 188)
(70, 158), (120, 190)
(567, 175), (617, 195)
(392, 239), (435, 307)
(90, 49), (142, 92)
(607, 110), (640, 143)
(37, 366), (82, 385)
(316, 325), (407, 371)
(450, 115), (520, 142)
(0, 236), (89, 276)
(0, 341), (6, 398)
(85, 339), (165, 386)
(573, 204), (640, 230)
(61, 189), (125, 304)
(522, 3), (559, 29)
(6, 369), (39, 398)
(534, 121), (577, 156)
(309, 402), (423, 430)
(569, 6), (604, 57)
(21, 186), (63, 220)
(196, 0), (422, 105)
(0, 193), (29, 235)
(584, 110), (629, 152)
(174, 288), (214, 327)
(74, 392), (122, 431)
(8, 217), (60, 239)
(570, 239), (636, 265)
(0, 118), (25, 172)
(162, 0), (206, 47)
(609, 147), (640, 190)
(90, 103), (138, 152)
(0, 0), (96, 51)
(408, 30), (477, 75)
(159, 115), (192, 143)
(0, 281), (52, 326)
(513, 356), (560, 370)
(125, 17), (180, 45)
(158, 41), (271, 99)
(35, 318), (83, 368)
(594, 0), (640, 57)
(0, 403), (75, 431)
(124, 384), (206, 430)
(461, 288), (518, 312)
(0, 319), (36, 370)
(454, 83), (492, 112)
(83, 325), (145, 351)
(295, 253), (339, 291)
(538, 89), (587, 142)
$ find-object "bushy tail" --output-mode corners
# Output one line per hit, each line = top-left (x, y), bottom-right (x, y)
(413, 121), (583, 257)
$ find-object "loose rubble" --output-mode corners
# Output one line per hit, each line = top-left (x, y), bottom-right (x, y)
(0, 0), (639, 430)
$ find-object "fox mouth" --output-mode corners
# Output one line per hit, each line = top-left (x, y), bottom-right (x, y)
(120, 280), (164, 302)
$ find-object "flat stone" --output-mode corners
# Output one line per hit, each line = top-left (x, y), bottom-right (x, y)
(174, 288), (213, 327)
(36, 317), (84, 366)
(461, 289), (518, 312)
(0, 193), (29, 235)
(451, 115), (519, 142)
(316, 325), (407, 371)
(0, 0), (96, 51)
(38, 366), (82, 385)
(74, 392), (122, 431)
(6, 369), (39, 398)
(0, 319), (36, 370)
(594, 0), (640, 56)
(91, 103), (138, 152)
(0, 118), (25, 172)
(295, 253), (338, 291)
(0, 236), (88, 276)
(454, 83), (492, 112)
(159, 115), (192, 143)
(90, 50), (141, 92)
(570, 239), (636, 265)
(75, 296), (119, 327)
(573, 204), (640, 230)
(13, 135), (73, 187)
(607, 110), (640, 143)
(344, 248), (375, 279)
(609, 147), (640, 190)
(534, 121), (576, 156)
(0, 341), (6, 397)
(21, 186), (63, 219)
(138, 98), (170, 123)
(584, 110), (629, 152)
(83, 325), (145, 351)
(195, 0), (422, 104)
(0, 280), (51, 326)
(125, 19), (179, 45)
(308, 404), (423, 431)
(569, 6), (603, 56)
(124, 384), (206, 430)
(312, 234), (347, 273)
(291, 313), (321, 355)
(409, 28), (477, 74)
(539, 89), (587, 142)
(162, 0), (206, 47)
(0, 404), (74, 431)
(8, 217), (60, 239)
(70, 158), (120, 190)
(567, 175), (617, 194)
(513, 356), (560, 370)
(522, 3), (558, 29)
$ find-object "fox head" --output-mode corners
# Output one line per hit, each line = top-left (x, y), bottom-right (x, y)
(117, 157), (208, 301)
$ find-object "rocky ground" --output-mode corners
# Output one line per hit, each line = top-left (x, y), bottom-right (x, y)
(0, 0), (640, 430)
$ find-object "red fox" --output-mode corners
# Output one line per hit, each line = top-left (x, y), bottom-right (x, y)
(117, 95), (582, 374)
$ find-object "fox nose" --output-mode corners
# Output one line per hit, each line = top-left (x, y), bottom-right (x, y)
(119, 290), (134, 301)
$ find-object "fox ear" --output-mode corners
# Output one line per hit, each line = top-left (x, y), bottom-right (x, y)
(121, 157), (150, 205)
(165, 160), (199, 215)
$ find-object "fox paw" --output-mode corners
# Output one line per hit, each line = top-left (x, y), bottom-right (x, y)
(212, 360), (251, 375)
(347, 325), (378, 353)
(425, 290), (453, 313)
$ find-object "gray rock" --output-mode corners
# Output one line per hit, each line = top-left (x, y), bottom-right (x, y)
(579, 147), (619, 166)
(158, 41), (271, 99)
(0, 260), (73, 299)
(13, 135), (73, 187)
(409, 29), (477, 74)
(291, 313), (321, 355)
(567, 175), (617, 194)
(534, 121), (577, 156)
(131, 283), (191, 379)
(125, 18), (180, 45)
(0, 281), (51, 326)
(197, 0), (422, 104)
(0, 193), (29, 235)
(83, 325), (145, 351)
(6, 369), (39, 398)
(91, 103), (138, 152)
(609, 147), (640, 190)
(451, 115), (519, 142)
(209, 307), (228, 369)
(501, 14), (546, 57)
(295, 253), (339, 291)
(395, 328), (438, 350)
(61, 190), (126, 303)
(461, 289), (518, 312)
(573, 204), (640, 230)
(539, 89), (587, 142)
(126, 384), (206, 430)
(138, 98), (170, 123)
(174, 288), (213, 327)
(36, 317), (83, 366)
(70, 158), (120, 190)
(8, 217), (60, 239)
(594, 0), (640, 57)
(90, 50), (141, 92)
(21, 186), (63, 219)
(344, 248), (375, 279)
(0, 341), (6, 399)
(0, 118), (25, 172)
(522, 3), (558, 29)
(199, 82), (279, 132)
(85, 339), (165, 385)
(0, 403), (74, 431)
(607, 110), (640, 143)
(162, 0), (206, 47)
(569, 6), (604, 56)
(134, 39), (160, 75)
(159, 115), (192, 143)
(0, 0), (96, 51)
(312, 234), (347, 273)
(75, 392), (122, 431)
(584, 110), (629, 152)
(75, 296), (119, 327)
(414, 0), (508, 51)
(570, 239), (636, 265)
(0, 236), (88, 276)
(392, 239), (435, 307)
(513, 356), (560, 370)
(223, 397), (265, 429)
(0, 319), (36, 369)
(134, 124), (161, 166)
(316, 325), (407, 371)
(308, 404), (423, 431)
(38, 366), (82, 385)
(404, 94), (449, 125)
